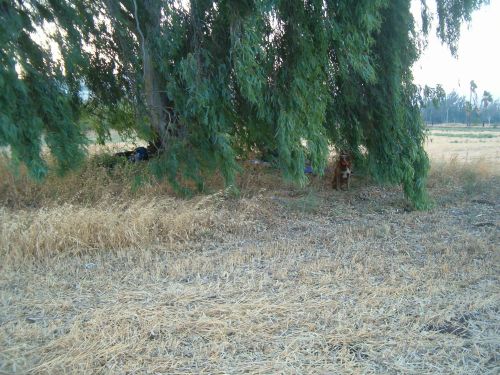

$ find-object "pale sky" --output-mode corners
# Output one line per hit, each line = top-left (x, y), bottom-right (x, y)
(412, 0), (500, 99)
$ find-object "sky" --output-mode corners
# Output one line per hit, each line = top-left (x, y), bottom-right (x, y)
(411, 0), (500, 99)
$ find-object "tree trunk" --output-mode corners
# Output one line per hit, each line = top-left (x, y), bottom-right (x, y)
(142, 43), (168, 148)
(103, 0), (169, 151)
(137, 0), (170, 150)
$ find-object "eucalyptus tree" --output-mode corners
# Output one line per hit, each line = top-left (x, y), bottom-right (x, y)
(481, 90), (493, 110)
(481, 90), (493, 125)
(0, 0), (489, 208)
(466, 80), (479, 126)
(445, 91), (466, 123)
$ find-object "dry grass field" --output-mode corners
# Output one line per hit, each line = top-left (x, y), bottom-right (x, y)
(0, 126), (499, 374)
(426, 124), (500, 171)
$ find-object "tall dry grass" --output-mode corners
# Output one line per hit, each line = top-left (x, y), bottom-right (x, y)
(0, 154), (170, 208)
(0, 153), (307, 208)
(0, 194), (278, 262)
(428, 157), (499, 203)
(0, 153), (286, 262)
(0, 153), (498, 261)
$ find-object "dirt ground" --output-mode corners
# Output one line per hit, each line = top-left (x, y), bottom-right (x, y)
(0, 131), (499, 374)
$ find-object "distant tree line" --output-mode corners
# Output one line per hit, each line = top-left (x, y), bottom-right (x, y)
(421, 83), (499, 125)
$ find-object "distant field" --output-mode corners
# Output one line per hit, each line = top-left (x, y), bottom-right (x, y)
(426, 124), (500, 170)
(426, 123), (500, 131)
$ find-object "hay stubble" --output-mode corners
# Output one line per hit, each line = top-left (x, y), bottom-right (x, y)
(0, 159), (499, 374)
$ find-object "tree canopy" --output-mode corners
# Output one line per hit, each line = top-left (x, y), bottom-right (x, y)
(0, 0), (489, 208)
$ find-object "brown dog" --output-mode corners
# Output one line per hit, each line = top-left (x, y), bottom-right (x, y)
(332, 152), (352, 190)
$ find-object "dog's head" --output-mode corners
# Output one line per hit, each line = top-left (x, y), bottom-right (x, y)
(338, 153), (351, 169)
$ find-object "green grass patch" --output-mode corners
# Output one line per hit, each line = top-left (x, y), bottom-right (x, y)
(427, 126), (500, 132)
(429, 133), (496, 139)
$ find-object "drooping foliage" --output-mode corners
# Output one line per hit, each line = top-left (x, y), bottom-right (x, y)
(0, 0), (489, 207)
(0, 0), (88, 178)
